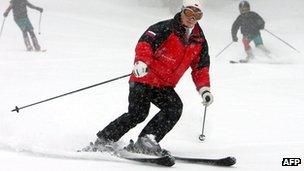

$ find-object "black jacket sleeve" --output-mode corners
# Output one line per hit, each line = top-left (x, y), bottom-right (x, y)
(231, 15), (241, 39)
(198, 34), (210, 69)
(26, 1), (41, 11)
(4, 5), (12, 15)
(254, 12), (265, 29)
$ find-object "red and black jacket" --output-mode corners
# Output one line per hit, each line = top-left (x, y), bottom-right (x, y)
(130, 12), (210, 90)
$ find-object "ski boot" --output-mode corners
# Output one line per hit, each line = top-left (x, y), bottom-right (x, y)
(25, 41), (33, 51)
(257, 45), (270, 54)
(239, 58), (250, 63)
(26, 46), (33, 51)
(81, 137), (116, 152)
(239, 49), (254, 63)
(124, 134), (170, 156)
(32, 38), (41, 51)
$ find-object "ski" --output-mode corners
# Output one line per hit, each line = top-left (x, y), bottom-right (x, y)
(35, 49), (47, 52)
(121, 155), (236, 167)
(173, 156), (236, 166)
(78, 143), (175, 167)
(118, 154), (175, 167)
(80, 141), (235, 167)
(229, 60), (248, 64)
(26, 49), (47, 53)
(118, 152), (235, 167)
(229, 60), (239, 64)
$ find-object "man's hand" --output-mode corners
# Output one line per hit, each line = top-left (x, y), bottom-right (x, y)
(199, 87), (214, 106)
(133, 61), (148, 78)
(232, 36), (238, 42)
(3, 12), (9, 17)
(37, 7), (43, 13)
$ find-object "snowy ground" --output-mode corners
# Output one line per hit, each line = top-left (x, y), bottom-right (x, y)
(0, 0), (304, 170)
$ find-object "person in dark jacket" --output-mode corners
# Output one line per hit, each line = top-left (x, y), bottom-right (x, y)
(3, 0), (43, 51)
(86, 0), (213, 155)
(231, 1), (269, 63)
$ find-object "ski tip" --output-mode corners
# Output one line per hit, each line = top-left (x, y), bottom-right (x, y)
(229, 60), (238, 64)
(161, 155), (175, 167)
(221, 156), (236, 166)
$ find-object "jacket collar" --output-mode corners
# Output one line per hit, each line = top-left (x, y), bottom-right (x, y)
(173, 12), (187, 38)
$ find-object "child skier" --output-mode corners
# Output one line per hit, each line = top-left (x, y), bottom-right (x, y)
(231, 1), (269, 63)
(3, 0), (43, 51)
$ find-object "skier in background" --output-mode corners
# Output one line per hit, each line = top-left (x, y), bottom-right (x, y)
(86, 0), (214, 155)
(231, 1), (269, 63)
(3, 0), (43, 51)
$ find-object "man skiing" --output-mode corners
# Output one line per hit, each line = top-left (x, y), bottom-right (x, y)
(231, 1), (269, 63)
(87, 0), (213, 156)
(3, 0), (43, 51)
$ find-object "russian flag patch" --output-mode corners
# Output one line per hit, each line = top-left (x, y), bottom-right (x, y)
(145, 30), (156, 37)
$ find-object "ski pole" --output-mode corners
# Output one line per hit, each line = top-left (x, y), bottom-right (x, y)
(0, 18), (6, 38)
(38, 12), (42, 35)
(11, 73), (131, 113)
(264, 28), (301, 53)
(199, 105), (208, 141)
(214, 41), (234, 58)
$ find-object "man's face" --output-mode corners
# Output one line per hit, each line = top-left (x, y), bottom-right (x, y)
(181, 6), (203, 28)
(239, 7), (250, 14)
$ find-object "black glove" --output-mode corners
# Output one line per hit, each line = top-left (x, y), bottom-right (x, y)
(37, 7), (43, 13)
(3, 12), (8, 17)
(232, 36), (238, 42)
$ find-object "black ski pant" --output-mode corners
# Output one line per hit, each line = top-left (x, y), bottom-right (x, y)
(97, 82), (183, 143)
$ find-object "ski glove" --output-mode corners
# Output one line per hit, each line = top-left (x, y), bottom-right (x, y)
(133, 61), (148, 78)
(199, 87), (214, 106)
(232, 36), (238, 42)
(3, 12), (8, 17)
(37, 7), (43, 13)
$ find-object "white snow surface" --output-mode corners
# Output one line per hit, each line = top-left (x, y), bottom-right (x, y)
(1, 0), (304, 170)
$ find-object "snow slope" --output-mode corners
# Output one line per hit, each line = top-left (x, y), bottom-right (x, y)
(0, 0), (304, 170)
